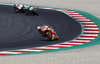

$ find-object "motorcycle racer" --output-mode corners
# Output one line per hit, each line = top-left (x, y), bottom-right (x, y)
(14, 4), (38, 15)
(37, 25), (58, 40)
(26, 6), (39, 16)
(14, 4), (25, 13)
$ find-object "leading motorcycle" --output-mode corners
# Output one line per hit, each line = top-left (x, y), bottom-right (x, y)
(37, 26), (58, 40)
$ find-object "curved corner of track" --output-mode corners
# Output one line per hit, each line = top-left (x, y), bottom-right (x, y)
(0, 3), (100, 56)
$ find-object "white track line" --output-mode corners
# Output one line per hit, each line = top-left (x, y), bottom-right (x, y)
(17, 49), (43, 51)
(70, 15), (83, 16)
(82, 34), (98, 36)
(66, 13), (79, 14)
(80, 22), (94, 23)
(82, 25), (97, 26)
(0, 51), (20, 54)
(71, 40), (90, 42)
(77, 37), (95, 39)
(74, 17), (86, 18)
(35, 47), (59, 49)
(84, 31), (99, 33)
(77, 19), (90, 21)
(49, 44), (72, 47)
(63, 42), (83, 44)
(84, 28), (98, 29)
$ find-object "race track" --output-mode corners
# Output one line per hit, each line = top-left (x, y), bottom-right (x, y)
(0, 5), (82, 51)
(0, 0), (100, 64)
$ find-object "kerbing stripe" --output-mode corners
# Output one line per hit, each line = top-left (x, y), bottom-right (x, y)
(63, 42), (83, 44)
(69, 14), (80, 15)
(84, 31), (99, 33)
(80, 36), (97, 38)
(74, 17), (86, 19)
(49, 44), (72, 47)
(82, 25), (97, 26)
(82, 23), (96, 25)
(80, 22), (94, 23)
(0, 51), (20, 54)
(60, 43), (78, 46)
(82, 34), (98, 36)
(71, 40), (90, 42)
(78, 37), (95, 39)
(70, 15), (83, 16)
(11, 51), (35, 53)
(79, 21), (93, 22)
(61, 10), (76, 13)
(48, 46), (71, 48)
(84, 28), (98, 29)
(34, 47), (59, 49)
(66, 13), (79, 14)
(17, 49), (43, 51)
(84, 29), (99, 31)
(71, 16), (84, 17)
(76, 39), (93, 41)
(77, 19), (90, 21)
(83, 26), (98, 28)
(69, 41), (86, 43)
(83, 32), (99, 34)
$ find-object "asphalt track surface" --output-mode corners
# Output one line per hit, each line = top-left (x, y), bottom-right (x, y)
(0, 5), (82, 51)
(0, 0), (100, 64)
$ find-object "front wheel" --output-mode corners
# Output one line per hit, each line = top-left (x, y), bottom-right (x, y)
(46, 32), (58, 40)
(55, 36), (58, 40)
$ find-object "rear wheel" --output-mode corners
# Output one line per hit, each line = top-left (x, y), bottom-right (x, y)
(46, 32), (54, 40)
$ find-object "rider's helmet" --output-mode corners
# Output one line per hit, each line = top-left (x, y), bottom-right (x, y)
(37, 26), (41, 30)
(14, 4), (18, 7)
(44, 25), (48, 28)
(29, 6), (34, 11)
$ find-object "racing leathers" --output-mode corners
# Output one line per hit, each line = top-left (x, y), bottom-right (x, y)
(14, 4), (25, 12)
(38, 26), (55, 37)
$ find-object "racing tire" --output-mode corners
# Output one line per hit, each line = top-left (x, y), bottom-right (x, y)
(46, 32), (54, 40)
(55, 36), (59, 40)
